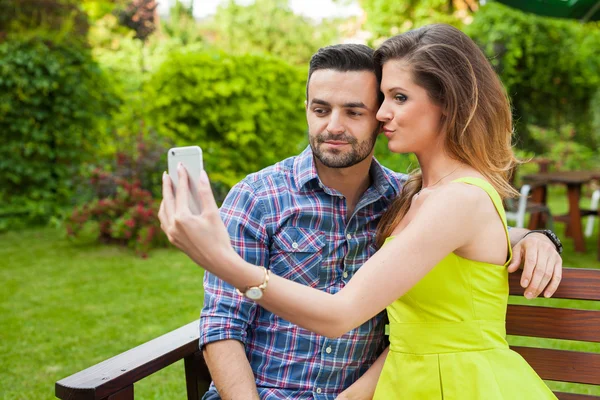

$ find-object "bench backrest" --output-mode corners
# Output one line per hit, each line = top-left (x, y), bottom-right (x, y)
(507, 268), (600, 400)
(55, 267), (600, 400)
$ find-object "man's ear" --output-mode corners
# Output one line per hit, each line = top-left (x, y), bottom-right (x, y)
(304, 99), (308, 111)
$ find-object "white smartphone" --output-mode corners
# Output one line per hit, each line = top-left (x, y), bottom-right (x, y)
(167, 146), (203, 214)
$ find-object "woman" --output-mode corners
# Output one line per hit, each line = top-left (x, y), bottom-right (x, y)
(160, 24), (556, 399)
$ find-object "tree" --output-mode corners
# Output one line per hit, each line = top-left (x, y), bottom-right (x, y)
(116, 0), (158, 41)
(357, 0), (479, 41)
(0, 0), (90, 41)
(201, 0), (340, 65)
(467, 2), (600, 150)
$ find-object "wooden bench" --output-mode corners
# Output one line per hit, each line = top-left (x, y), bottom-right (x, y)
(55, 267), (600, 400)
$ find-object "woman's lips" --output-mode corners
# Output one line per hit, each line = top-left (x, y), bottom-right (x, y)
(382, 128), (395, 139)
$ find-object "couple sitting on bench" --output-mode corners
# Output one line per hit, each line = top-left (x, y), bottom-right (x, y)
(159, 24), (564, 399)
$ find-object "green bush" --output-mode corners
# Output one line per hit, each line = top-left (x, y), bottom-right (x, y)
(467, 3), (600, 150)
(146, 50), (307, 194)
(528, 125), (600, 171)
(0, 35), (119, 221)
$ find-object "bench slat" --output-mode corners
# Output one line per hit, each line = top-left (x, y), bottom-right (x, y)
(556, 393), (600, 400)
(511, 346), (600, 385)
(509, 268), (600, 300)
(55, 320), (204, 400)
(507, 305), (600, 342)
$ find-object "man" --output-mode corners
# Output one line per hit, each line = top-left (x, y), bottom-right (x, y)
(200, 44), (563, 400)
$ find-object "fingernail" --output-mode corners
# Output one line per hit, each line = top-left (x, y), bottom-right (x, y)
(522, 279), (529, 287)
(178, 162), (182, 170)
(525, 291), (533, 299)
(200, 170), (208, 184)
(544, 292), (551, 298)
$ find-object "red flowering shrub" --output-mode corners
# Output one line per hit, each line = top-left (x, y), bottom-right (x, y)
(66, 176), (167, 257)
(65, 131), (170, 257)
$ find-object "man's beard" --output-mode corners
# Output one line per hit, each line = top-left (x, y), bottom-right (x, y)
(310, 128), (378, 168)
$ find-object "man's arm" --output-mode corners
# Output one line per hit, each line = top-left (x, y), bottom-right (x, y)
(199, 180), (269, 400)
(507, 227), (563, 299)
(200, 270), (261, 400)
(203, 340), (260, 400)
(507, 227), (530, 247)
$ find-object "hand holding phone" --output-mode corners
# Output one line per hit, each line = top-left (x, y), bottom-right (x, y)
(167, 146), (203, 214)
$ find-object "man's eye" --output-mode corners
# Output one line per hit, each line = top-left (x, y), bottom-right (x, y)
(394, 94), (408, 103)
(314, 108), (328, 114)
(349, 111), (362, 117)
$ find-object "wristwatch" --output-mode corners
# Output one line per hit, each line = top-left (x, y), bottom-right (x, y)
(236, 267), (270, 300)
(523, 229), (563, 255)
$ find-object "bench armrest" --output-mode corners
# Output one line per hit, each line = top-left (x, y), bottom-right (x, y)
(55, 320), (211, 400)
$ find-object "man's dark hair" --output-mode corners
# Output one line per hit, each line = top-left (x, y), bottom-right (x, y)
(306, 44), (381, 101)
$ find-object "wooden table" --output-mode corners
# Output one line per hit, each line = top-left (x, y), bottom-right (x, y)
(523, 171), (600, 253)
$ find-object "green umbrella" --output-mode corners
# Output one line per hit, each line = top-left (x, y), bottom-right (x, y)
(492, 0), (600, 22)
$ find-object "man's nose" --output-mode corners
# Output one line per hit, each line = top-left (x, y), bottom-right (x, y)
(326, 111), (345, 135)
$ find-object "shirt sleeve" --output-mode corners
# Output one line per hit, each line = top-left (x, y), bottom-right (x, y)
(199, 180), (270, 348)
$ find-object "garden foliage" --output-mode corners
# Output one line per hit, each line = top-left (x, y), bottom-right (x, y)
(467, 2), (600, 151)
(146, 50), (308, 192)
(0, 34), (118, 221)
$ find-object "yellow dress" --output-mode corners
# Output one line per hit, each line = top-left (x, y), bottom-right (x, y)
(373, 177), (556, 399)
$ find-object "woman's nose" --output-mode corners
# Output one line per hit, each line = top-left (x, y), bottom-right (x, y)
(376, 102), (392, 122)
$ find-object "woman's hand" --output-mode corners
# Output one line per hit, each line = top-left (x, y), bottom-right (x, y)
(158, 164), (238, 272)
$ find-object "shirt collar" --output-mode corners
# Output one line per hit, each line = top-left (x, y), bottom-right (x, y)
(369, 156), (399, 199)
(294, 146), (320, 191)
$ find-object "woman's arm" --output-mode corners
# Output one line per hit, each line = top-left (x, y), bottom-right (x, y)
(244, 183), (484, 337)
(336, 347), (390, 400)
(159, 168), (485, 338)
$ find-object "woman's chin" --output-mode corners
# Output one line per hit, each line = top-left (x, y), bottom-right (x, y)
(387, 141), (410, 154)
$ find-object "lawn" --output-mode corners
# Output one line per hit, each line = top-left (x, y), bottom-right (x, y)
(0, 227), (203, 399)
(0, 191), (598, 399)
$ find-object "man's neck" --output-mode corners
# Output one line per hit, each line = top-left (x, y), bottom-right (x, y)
(314, 154), (374, 217)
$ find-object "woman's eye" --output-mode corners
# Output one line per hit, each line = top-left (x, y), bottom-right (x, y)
(394, 94), (408, 103)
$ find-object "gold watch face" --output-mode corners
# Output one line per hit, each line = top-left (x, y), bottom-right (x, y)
(245, 287), (263, 300)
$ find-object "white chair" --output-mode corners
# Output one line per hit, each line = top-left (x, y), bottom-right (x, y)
(506, 184), (531, 228)
(585, 189), (600, 237)
(505, 184), (553, 229)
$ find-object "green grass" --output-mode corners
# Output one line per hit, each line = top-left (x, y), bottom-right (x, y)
(1, 193), (599, 399)
(0, 228), (203, 399)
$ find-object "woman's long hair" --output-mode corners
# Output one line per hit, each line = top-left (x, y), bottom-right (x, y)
(375, 24), (519, 248)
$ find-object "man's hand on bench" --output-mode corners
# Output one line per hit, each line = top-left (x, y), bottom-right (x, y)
(507, 233), (562, 300)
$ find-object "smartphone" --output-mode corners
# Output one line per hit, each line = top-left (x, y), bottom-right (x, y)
(167, 146), (203, 214)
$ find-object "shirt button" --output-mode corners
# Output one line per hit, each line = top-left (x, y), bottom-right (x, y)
(346, 234), (352, 240)
(343, 271), (349, 279)
(325, 346), (332, 354)
(292, 242), (298, 249)
(316, 388), (322, 394)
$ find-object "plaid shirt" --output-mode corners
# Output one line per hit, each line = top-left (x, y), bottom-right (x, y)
(200, 147), (405, 400)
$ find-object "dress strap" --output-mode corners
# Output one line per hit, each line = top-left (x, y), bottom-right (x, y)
(451, 177), (512, 266)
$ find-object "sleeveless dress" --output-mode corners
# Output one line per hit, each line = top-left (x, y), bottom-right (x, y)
(373, 177), (556, 399)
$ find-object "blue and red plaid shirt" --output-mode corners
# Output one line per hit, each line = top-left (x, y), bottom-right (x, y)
(200, 147), (405, 400)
